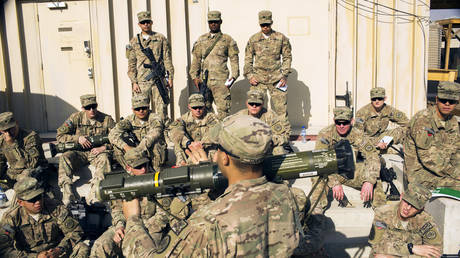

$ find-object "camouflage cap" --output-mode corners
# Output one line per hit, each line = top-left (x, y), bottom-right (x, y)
(14, 177), (44, 201)
(209, 115), (272, 164)
(80, 94), (97, 107)
(208, 11), (221, 22)
(402, 183), (432, 210)
(137, 11), (152, 23)
(258, 10), (273, 25)
(132, 94), (150, 109)
(124, 148), (150, 168)
(333, 106), (353, 121)
(247, 89), (264, 104)
(370, 87), (386, 99)
(437, 81), (460, 101)
(188, 93), (205, 108)
(0, 112), (16, 131)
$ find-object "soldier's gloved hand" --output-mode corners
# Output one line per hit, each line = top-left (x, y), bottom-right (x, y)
(249, 77), (259, 86)
(132, 82), (141, 93)
(412, 245), (441, 258)
(113, 226), (125, 244)
(332, 184), (344, 200)
(193, 78), (202, 89)
(78, 136), (92, 149)
(91, 145), (106, 155)
(360, 182), (374, 202)
(122, 199), (141, 219)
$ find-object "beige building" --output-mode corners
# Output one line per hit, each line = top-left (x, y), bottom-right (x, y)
(0, 0), (429, 133)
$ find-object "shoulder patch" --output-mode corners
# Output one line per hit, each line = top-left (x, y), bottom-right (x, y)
(420, 222), (433, 235)
(424, 127), (435, 136)
(375, 221), (387, 229)
(320, 138), (330, 145)
(365, 143), (374, 152)
(424, 230), (437, 239)
(64, 119), (73, 127)
(355, 118), (364, 124)
(63, 216), (78, 230)
(272, 123), (283, 134)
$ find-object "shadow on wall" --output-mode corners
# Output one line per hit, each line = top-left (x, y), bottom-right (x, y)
(0, 91), (78, 133)
(230, 78), (251, 114)
(287, 69), (311, 129)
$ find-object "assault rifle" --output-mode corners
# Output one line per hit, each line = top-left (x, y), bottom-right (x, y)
(198, 70), (210, 102)
(380, 166), (400, 201)
(49, 135), (110, 157)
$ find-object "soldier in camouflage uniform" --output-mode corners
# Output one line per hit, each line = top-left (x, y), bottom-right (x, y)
(355, 87), (409, 151)
(244, 10), (292, 118)
(0, 112), (47, 189)
(121, 115), (301, 257)
(57, 94), (115, 206)
(236, 89), (290, 155)
(404, 81), (460, 190)
(189, 11), (239, 120)
(90, 151), (189, 258)
(108, 94), (167, 173)
(369, 184), (442, 257)
(127, 11), (174, 121)
(310, 107), (384, 214)
(169, 94), (219, 166)
(0, 177), (89, 257)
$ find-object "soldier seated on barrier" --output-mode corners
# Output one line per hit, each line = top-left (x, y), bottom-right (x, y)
(57, 94), (115, 206)
(235, 89), (291, 155)
(0, 177), (89, 257)
(355, 87), (409, 153)
(0, 112), (48, 189)
(369, 183), (442, 258)
(109, 94), (167, 174)
(90, 150), (189, 258)
(309, 106), (386, 214)
(169, 93), (219, 167)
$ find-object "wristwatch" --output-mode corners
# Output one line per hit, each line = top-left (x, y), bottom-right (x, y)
(407, 243), (414, 254)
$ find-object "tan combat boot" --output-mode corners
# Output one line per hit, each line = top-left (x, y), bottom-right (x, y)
(62, 184), (75, 206)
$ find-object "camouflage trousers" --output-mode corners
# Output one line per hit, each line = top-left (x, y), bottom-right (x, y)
(204, 78), (231, 120)
(0, 168), (35, 189)
(113, 141), (166, 172)
(137, 81), (169, 121)
(309, 163), (387, 211)
(407, 168), (460, 191)
(70, 242), (91, 258)
(250, 80), (288, 118)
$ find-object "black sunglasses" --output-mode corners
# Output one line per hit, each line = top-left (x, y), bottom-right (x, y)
(24, 193), (43, 203)
(208, 20), (220, 24)
(371, 97), (384, 102)
(0, 127), (15, 134)
(191, 106), (204, 110)
(335, 120), (351, 126)
(134, 106), (148, 111)
(260, 23), (271, 27)
(84, 104), (98, 110)
(248, 103), (262, 107)
(139, 20), (152, 25)
(438, 98), (458, 105)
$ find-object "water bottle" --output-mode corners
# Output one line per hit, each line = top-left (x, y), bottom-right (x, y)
(0, 187), (7, 207)
(300, 126), (307, 143)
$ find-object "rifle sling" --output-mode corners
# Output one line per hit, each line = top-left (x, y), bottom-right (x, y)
(137, 33), (162, 63)
(202, 33), (223, 63)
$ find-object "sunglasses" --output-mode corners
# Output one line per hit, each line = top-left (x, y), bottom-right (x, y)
(139, 20), (152, 25)
(134, 106), (148, 111)
(335, 120), (351, 126)
(191, 106), (204, 110)
(83, 104), (98, 110)
(0, 127), (15, 134)
(208, 20), (220, 24)
(248, 102), (262, 107)
(438, 98), (458, 105)
(260, 23), (271, 27)
(371, 97), (384, 102)
(24, 193), (43, 203)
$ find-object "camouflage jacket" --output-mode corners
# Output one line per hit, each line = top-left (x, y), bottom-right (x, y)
(189, 32), (239, 81)
(0, 198), (84, 257)
(127, 32), (174, 83)
(355, 103), (409, 144)
(236, 108), (290, 148)
(369, 203), (442, 257)
(108, 112), (165, 153)
(315, 125), (380, 186)
(404, 106), (459, 179)
(0, 128), (47, 177)
(56, 111), (115, 149)
(244, 30), (292, 84)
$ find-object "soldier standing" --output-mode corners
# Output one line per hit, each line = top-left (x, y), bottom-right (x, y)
(369, 183), (442, 257)
(57, 94), (115, 206)
(235, 89), (290, 155)
(189, 11), (239, 120)
(121, 115), (301, 257)
(0, 112), (47, 188)
(355, 87), (409, 151)
(169, 93), (219, 166)
(108, 94), (167, 173)
(404, 81), (460, 190)
(128, 11), (174, 121)
(0, 177), (89, 257)
(244, 10), (292, 119)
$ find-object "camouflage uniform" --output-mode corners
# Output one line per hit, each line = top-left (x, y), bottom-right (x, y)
(0, 177), (89, 257)
(310, 107), (384, 211)
(369, 184), (443, 257)
(169, 94), (219, 165)
(355, 88), (409, 146)
(57, 95), (115, 204)
(0, 112), (47, 188)
(108, 94), (167, 172)
(236, 89), (290, 155)
(122, 115), (301, 257)
(189, 11), (239, 120)
(404, 82), (460, 190)
(127, 11), (174, 121)
(244, 10), (292, 118)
